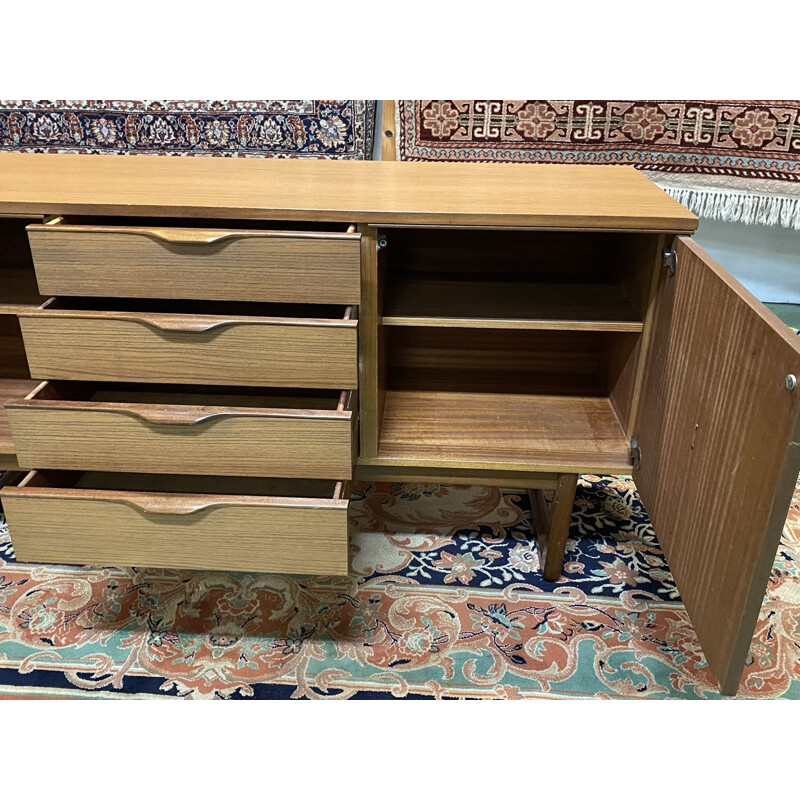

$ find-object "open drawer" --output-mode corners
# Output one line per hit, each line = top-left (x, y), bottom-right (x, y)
(18, 299), (358, 389)
(27, 217), (362, 304)
(1, 471), (350, 575)
(6, 382), (357, 479)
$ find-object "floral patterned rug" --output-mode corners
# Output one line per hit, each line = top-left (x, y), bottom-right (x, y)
(0, 101), (376, 159)
(1, 475), (798, 699)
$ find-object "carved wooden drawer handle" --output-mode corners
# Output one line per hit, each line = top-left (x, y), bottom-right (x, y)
(121, 496), (230, 516)
(141, 229), (268, 246)
(113, 407), (345, 425)
(80, 228), (359, 245)
(120, 315), (348, 333)
(116, 407), (241, 426)
(126, 315), (244, 333)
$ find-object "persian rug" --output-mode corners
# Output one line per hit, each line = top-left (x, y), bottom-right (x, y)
(395, 100), (800, 230)
(0, 101), (376, 159)
(0, 474), (798, 699)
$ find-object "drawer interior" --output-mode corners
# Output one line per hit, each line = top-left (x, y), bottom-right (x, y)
(41, 297), (355, 321)
(20, 470), (347, 500)
(25, 381), (351, 412)
(48, 216), (356, 234)
(0, 217), (49, 315)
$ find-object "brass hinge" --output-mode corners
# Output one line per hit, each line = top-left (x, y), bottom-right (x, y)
(662, 247), (677, 277)
(629, 435), (642, 470)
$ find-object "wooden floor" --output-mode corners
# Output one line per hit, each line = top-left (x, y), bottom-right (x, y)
(0, 378), (39, 455)
(373, 390), (632, 474)
(382, 278), (643, 332)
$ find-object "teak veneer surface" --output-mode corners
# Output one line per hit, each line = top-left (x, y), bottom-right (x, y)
(7, 383), (355, 479)
(2, 472), (350, 575)
(19, 303), (358, 389)
(375, 390), (631, 473)
(0, 153), (698, 231)
(636, 237), (800, 695)
(27, 220), (361, 304)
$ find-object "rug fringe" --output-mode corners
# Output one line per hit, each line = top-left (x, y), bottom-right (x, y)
(659, 185), (800, 231)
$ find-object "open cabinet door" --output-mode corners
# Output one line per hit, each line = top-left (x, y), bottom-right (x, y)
(635, 237), (800, 695)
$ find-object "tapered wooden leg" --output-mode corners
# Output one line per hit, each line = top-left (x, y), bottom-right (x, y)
(529, 473), (578, 582)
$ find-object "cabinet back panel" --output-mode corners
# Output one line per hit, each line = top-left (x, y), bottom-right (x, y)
(385, 327), (616, 395)
(385, 228), (658, 287)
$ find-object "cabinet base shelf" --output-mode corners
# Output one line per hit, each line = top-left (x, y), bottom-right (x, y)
(371, 390), (633, 475)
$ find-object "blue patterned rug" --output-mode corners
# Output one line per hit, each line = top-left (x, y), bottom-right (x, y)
(0, 101), (375, 159)
(0, 475), (797, 699)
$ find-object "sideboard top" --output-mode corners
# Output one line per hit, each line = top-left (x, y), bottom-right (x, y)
(0, 153), (698, 232)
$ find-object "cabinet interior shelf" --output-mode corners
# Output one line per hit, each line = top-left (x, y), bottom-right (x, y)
(382, 278), (643, 332)
(372, 389), (632, 474)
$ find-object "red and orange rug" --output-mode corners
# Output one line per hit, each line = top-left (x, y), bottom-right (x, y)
(1, 475), (798, 699)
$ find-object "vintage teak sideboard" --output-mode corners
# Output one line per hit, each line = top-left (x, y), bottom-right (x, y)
(0, 153), (798, 696)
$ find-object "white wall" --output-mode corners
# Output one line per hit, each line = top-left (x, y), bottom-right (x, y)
(694, 219), (800, 304)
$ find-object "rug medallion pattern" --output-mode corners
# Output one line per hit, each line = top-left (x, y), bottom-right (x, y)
(397, 100), (800, 181)
(1, 475), (798, 699)
(396, 99), (800, 230)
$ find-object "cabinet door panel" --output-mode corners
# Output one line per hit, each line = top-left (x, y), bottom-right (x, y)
(636, 237), (800, 695)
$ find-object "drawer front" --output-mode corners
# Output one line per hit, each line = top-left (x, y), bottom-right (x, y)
(7, 384), (357, 479)
(2, 473), (350, 575)
(19, 308), (358, 389)
(27, 221), (361, 304)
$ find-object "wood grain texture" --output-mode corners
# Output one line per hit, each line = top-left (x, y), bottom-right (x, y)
(19, 305), (358, 389)
(7, 384), (355, 479)
(375, 390), (631, 473)
(355, 464), (559, 490)
(2, 471), (350, 575)
(0, 454), (20, 470)
(383, 278), (643, 331)
(530, 474), (579, 581)
(626, 234), (668, 434)
(377, 227), (663, 280)
(0, 153), (698, 231)
(27, 221), (361, 304)
(385, 326), (611, 395)
(0, 378), (40, 455)
(605, 332), (641, 437)
(636, 237), (800, 695)
(616, 233), (662, 319)
(358, 225), (384, 456)
(381, 101), (397, 161)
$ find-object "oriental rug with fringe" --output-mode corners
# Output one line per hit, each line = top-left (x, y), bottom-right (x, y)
(1, 474), (798, 699)
(395, 100), (800, 230)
